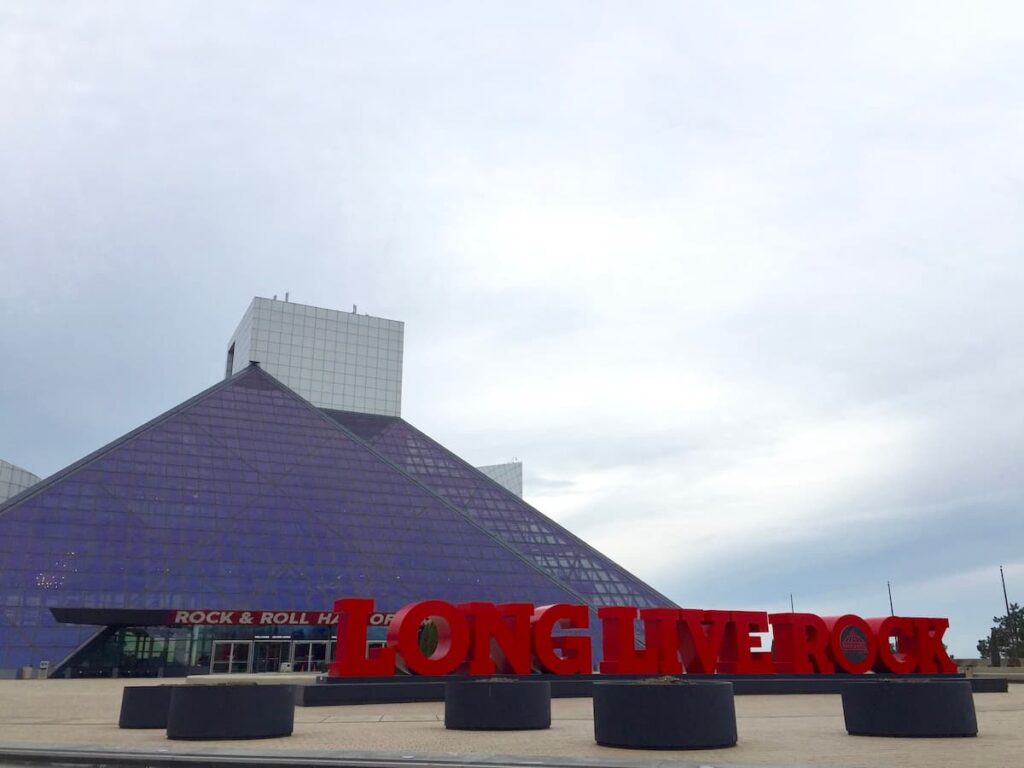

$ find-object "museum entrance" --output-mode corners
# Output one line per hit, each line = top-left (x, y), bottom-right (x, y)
(253, 640), (292, 673)
(207, 638), (333, 674)
(211, 641), (252, 674)
(51, 614), (343, 678)
(292, 640), (329, 672)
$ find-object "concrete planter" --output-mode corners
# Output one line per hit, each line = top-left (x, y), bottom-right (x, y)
(593, 679), (737, 750)
(444, 679), (551, 730)
(841, 679), (977, 737)
(119, 685), (176, 729)
(166, 684), (295, 740)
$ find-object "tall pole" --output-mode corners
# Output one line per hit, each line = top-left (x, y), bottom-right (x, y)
(887, 581), (894, 616)
(1001, 565), (1011, 617)
(790, 593), (794, 612)
(1002, 565), (1016, 656)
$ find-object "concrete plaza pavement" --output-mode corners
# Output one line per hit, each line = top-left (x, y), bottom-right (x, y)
(0, 679), (1021, 768)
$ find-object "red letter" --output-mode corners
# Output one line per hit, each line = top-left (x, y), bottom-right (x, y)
(824, 614), (877, 674)
(531, 604), (592, 674)
(770, 613), (834, 673)
(677, 609), (730, 673)
(908, 617), (957, 674)
(718, 611), (774, 674)
(328, 598), (395, 677)
(387, 600), (470, 675)
(639, 608), (683, 674)
(598, 607), (660, 674)
(868, 616), (918, 673)
(458, 602), (533, 675)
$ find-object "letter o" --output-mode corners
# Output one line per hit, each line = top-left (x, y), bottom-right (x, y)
(387, 600), (470, 675)
(825, 615), (877, 674)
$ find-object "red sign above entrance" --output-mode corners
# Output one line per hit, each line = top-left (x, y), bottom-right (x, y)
(327, 598), (957, 677)
(167, 609), (395, 627)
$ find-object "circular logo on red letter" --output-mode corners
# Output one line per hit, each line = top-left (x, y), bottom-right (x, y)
(838, 625), (870, 664)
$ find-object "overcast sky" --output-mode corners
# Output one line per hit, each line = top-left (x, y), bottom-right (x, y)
(2, 1), (1022, 656)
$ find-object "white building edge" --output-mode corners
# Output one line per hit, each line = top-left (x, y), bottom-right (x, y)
(0, 459), (41, 503)
(476, 461), (524, 498)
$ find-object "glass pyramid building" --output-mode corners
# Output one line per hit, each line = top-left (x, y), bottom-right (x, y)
(0, 365), (674, 676)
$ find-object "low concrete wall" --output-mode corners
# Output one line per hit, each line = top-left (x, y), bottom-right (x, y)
(296, 673), (1008, 706)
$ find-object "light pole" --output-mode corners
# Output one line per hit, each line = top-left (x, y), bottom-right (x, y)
(1001, 565), (1018, 658)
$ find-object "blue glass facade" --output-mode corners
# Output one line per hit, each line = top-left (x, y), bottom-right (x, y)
(0, 366), (673, 675)
(324, 410), (674, 609)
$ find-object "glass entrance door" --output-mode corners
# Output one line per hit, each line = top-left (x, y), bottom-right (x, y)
(292, 641), (329, 672)
(253, 641), (291, 673)
(211, 641), (252, 674)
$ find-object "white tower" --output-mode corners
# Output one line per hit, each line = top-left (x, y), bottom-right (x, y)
(225, 297), (404, 416)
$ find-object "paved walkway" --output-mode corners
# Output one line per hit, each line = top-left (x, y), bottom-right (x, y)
(0, 680), (1021, 767)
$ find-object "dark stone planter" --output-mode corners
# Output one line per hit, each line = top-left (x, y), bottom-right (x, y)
(841, 679), (977, 737)
(593, 680), (737, 750)
(119, 685), (176, 729)
(444, 679), (551, 730)
(166, 684), (295, 740)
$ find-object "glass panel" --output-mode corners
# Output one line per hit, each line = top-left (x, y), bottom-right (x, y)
(211, 641), (232, 674)
(292, 641), (310, 672)
(293, 641), (329, 672)
(253, 641), (288, 673)
(229, 641), (251, 674)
